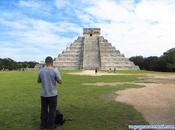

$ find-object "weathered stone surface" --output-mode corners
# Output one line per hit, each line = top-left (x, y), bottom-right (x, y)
(83, 36), (100, 69)
(54, 28), (139, 70)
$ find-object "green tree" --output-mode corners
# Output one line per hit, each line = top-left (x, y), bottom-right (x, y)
(0, 58), (38, 70)
(129, 56), (144, 69)
(161, 48), (175, 71)
(143, 56), (159, 71)
(130, 48), (175, 72)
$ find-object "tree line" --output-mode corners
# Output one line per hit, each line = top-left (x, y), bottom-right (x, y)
(129, 48), (175, 72)
(0, 48), (174, 72)
(0, 58), (38, 70)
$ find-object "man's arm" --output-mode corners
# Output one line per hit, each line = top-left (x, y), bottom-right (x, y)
(37, 72), (41, 83)
(55, 69), (63, 84)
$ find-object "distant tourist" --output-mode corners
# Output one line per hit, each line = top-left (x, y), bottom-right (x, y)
(109, 68), (111, 72)
(37, 56), (63, 130)
(95, 68), (98, 74)
(114, 68), (116, 72)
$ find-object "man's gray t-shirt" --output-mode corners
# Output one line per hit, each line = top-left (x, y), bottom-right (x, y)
(38, 67), (61, 97)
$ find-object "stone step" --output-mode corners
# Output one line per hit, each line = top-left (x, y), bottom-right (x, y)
(101, 60), (128, 63)
(101, 57), (127, 60)
(70, 42), (82, 45)
(99, 39), (109, 42)
(101, 63), (133, 66)
(100, 53), (123, 57)
(101, 60), (133, 63)
(63, 50), (82, 53)
(100, 50), (119, 53)
(55, 62), (80, 66)
(58, 54), (80, 57)
(56, 59), (80, 62)
(57, 57), (80, 60)
(102, 57), (124, 61)
(56, 66), (80, 69)
(69, 46), (82, 49)
(62, 51), (81, 54)
(101, 64), (138, 67)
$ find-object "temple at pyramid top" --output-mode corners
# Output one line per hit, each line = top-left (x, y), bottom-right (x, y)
(83, 28), (101, 36)
(54, 28), (139, 70)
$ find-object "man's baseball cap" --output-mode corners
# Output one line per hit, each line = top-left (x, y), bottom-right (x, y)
(45, 56), (53, 63)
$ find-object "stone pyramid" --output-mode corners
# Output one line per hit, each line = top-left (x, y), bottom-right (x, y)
(54, 28), (139, 70)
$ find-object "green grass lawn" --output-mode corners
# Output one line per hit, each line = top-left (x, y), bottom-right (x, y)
(0, 70), (148, 130)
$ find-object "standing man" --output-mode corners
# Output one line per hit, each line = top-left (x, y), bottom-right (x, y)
(38, 56), (63, 130)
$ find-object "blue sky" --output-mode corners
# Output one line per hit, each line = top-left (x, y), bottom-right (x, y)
(0, 0), (175, 61)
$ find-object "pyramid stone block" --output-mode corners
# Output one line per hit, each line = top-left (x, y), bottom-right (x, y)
(54, 28), (139, 70)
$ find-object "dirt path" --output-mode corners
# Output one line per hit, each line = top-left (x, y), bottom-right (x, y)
(70, 70), (175, 124)
(68, 70), (139, 76)
(115, 75), (175, 125)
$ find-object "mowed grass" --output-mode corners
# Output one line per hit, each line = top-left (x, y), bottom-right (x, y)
(0, 70), (148, 130)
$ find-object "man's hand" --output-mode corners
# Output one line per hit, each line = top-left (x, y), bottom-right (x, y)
(57, 80), (63, 84)
(37, 80), (41, 83)
(37, 79), (41, 83)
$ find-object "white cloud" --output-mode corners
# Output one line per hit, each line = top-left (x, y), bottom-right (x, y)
(86, 0), (132, 22)
(136, 0), (175, 24)
(0, 13), (81, 44)
(18, 0), (53, 15)
(0, 11), (81, 61)
(81, 0), (175, 57)
(0, 18), (27, 29)
(55, 0), (70, 9)
(19, 0), (41, 8)
(1, 0), (175, 61)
